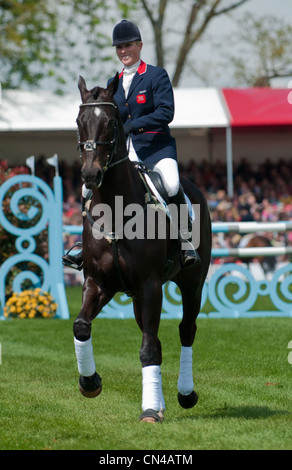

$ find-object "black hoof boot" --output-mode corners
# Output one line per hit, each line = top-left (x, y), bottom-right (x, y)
(79, 372), (102, 398)
(178, 390), (199, 409)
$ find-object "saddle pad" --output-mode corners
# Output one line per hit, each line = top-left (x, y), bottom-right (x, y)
(144, 173), (195, 223)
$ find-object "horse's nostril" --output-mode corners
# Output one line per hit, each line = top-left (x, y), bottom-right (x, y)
(82, 168), (102, 188)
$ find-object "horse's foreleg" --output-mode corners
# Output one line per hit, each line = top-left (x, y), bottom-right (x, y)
(73, 277), (109, 398)
(176, 283), (202, 409)
(135, 281), (165, 422)
(74, 336), (102, 398)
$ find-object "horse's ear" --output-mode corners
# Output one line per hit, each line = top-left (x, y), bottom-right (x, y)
(78, 76), (88, 102)
(107, 72), (119, 97)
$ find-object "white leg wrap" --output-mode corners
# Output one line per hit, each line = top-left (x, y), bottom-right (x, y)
(74, 337), (96, 377)
(177, 346), (194, 396)
(142, 365), (165, 412)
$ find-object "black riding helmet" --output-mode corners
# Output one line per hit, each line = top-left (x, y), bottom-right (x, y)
(112, 20), (142, 46)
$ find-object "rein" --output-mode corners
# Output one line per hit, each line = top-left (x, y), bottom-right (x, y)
(77, 101), (129, 175)
(79, 100), (134, 296)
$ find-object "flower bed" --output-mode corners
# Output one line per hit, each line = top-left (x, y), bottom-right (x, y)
(4, 288), (57, 319)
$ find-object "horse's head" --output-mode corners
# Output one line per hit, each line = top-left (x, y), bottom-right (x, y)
(77, 74), (121, 189)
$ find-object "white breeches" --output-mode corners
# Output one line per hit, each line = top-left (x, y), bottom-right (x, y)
(128, 138), (180, 197)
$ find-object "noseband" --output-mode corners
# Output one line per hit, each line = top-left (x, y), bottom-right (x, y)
(77, 101), (128, 186)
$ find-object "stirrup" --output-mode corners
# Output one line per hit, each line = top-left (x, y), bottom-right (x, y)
(62, 241), (83, 271)
(181, 240), (201, 267)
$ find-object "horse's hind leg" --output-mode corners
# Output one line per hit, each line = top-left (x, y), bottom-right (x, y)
(176, 280), (203, 409)
(73, 277), (109, 398)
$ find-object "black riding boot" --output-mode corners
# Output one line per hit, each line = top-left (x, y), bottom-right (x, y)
(168, 189), (201, 267)
(62, 197), (85, 271)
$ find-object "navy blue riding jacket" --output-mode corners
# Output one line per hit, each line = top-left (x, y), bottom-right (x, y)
(108, 61), (177, 164)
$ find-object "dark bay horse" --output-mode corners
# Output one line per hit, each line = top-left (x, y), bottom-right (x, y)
(73, 74), (211, 422)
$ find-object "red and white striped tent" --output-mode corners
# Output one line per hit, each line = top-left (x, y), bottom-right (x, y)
(0, 85), (291, 195)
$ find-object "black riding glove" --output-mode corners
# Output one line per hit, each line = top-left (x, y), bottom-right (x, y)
(123, 122), (134, 138)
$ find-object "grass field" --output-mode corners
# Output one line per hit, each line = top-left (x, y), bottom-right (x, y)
(0, 286), (291, 450)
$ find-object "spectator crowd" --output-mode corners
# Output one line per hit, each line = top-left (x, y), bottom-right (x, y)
(2, 154), (292, 275)
(48, 155), (292, 226)
(50, 155), (292, 267)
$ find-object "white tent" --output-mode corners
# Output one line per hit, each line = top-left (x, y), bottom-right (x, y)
(172, 88), (229, 128)
(0, 87), (229, 131)
(1, 86), (291, 197)
(0, 89), (79, 131)
(0, 87), (233, 193)
(171, 88), (232, 195)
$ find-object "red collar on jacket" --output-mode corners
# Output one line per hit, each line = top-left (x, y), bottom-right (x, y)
(137, 60), (147, 75)
(119, 60), (147, 79)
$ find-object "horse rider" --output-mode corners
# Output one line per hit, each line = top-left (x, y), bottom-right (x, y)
(63, 19), (200, 271)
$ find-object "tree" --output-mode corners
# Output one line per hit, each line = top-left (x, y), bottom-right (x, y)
(0, 0), (61, 88)
(136, 0), (251, 86)
(2, 0), (291, 91)
(0, 0), (118, 91)
(223, 13), (292, 86)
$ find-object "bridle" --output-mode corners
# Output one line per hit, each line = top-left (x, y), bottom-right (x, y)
(77, 101), (129, 185)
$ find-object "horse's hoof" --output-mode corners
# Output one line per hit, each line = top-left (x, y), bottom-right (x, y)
(178, 390), (199, 409)
(79, 372), (102, 398)
(139, 409), (163, 423)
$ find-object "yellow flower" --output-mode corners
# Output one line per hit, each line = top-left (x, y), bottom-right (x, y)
(5, 289), (57, 319)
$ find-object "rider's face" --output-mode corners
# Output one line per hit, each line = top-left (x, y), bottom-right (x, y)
(116, 41), (143, 67)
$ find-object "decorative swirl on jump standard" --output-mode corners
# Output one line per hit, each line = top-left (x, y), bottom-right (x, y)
(206, 263), (292, 318)
(0, 174), (69, 319)
(101, 263), (292, 319)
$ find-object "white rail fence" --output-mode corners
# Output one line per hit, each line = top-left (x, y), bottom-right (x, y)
(63, 221), (292, 318)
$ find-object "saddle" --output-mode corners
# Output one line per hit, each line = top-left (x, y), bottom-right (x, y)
(132, 162), (170, 207)
(133, 162), (195, 226)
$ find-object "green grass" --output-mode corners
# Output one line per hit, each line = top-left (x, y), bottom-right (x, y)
(0, 286), (291, 450)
